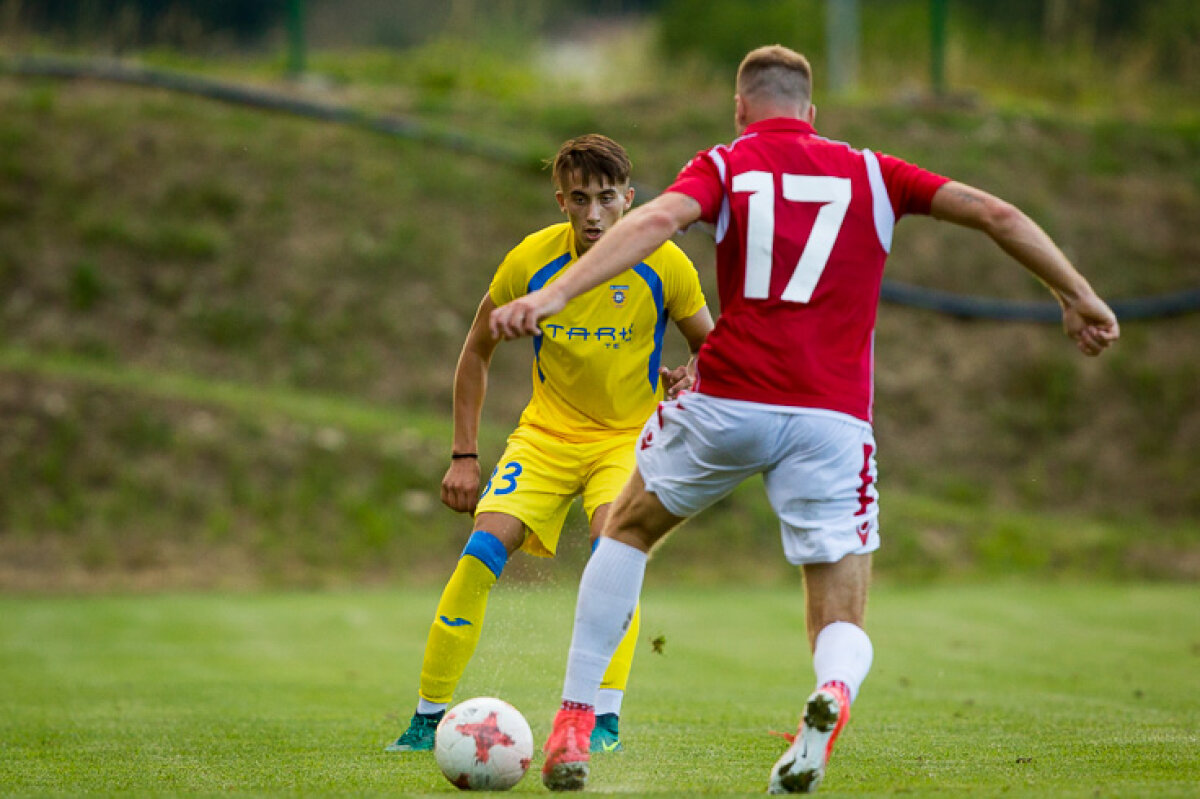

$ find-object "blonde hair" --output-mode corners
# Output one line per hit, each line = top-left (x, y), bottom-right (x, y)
(736, 45), (813, 109)
(550, 134), (632, 191)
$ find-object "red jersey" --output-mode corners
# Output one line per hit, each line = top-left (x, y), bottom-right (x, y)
(667, 118), (950, 422)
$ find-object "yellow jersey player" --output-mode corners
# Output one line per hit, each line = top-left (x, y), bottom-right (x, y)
(387, 134), (713, 754)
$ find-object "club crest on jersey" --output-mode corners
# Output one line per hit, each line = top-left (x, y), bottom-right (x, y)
(609, 284), (629, 308)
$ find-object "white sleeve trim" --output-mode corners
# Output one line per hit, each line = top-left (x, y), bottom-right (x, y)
(708, 147), (731, 244)
(862, 149), (894, 254)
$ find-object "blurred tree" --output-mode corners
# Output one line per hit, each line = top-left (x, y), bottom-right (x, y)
(657, 0), (826, 76)
(960, 0), (1146, 43)
(1141, 0), (1200, 79)
(20, 0), (286, 46)
(825, 0), (860, 95)
(1044, 0), (1096, 45)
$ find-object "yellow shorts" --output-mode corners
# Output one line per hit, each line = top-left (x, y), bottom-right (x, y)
(475, 425), (638, 558)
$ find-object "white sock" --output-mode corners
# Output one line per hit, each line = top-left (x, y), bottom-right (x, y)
(561, 537), (647, 706)
(416, 698), (448, 716)
(595, 688), (624, 716)
(812, 621), (873, 702)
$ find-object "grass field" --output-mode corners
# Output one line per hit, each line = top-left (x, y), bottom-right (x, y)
(2, 582), (1197, 797)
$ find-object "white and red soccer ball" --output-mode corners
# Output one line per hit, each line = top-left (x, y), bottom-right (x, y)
(434, 697), (534, 791)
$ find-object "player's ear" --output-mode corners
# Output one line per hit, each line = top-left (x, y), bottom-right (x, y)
(807, 103), (817, 125)
(555, 190), (567, 213)
(624, 186), (635, 210)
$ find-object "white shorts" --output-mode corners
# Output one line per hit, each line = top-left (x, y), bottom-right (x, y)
(636, 393), (881, 565)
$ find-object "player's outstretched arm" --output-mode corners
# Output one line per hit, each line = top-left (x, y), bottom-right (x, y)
(930, 181), (1120, 356)
(441, 294), (502, 514)
(490, 192), (703, 340)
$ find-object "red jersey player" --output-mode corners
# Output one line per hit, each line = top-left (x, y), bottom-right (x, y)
(491, 46), (1119, 794)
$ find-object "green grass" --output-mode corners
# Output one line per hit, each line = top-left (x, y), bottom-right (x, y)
(2, 583), (1197, 796)
(0, 345), (455, 440)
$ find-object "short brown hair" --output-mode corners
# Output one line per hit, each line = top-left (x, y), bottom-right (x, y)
(736, 45), (813, 108)
(550, 134), (632, 191)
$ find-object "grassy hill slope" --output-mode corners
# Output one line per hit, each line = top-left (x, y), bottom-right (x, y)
(1, 58), (1197, 589)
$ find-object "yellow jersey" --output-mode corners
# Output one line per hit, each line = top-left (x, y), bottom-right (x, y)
(489, 222), (706, 442)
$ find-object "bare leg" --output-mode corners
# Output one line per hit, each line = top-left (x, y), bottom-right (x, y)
(587, 504), (611, 545)
(801, 553), (872, 651)
(473, 511), (528, 554)
(602, 468), (686, 552)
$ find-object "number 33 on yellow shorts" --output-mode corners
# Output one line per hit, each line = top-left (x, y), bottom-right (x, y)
(475, 424), (637, 558)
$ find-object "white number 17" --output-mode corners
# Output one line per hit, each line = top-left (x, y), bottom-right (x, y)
(732, 171), (851, 303)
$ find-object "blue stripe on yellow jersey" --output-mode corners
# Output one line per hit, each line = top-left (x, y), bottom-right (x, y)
(489, 222), (706, 442)
(632, 263), (668, 391)
(527, 252), (572, 383)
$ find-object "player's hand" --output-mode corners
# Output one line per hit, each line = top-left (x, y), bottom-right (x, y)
(489, 287), (567, 340)
(659, 357), (696, 400)
(1062, 292), (1120, 357)
(441, 458), (482, 514)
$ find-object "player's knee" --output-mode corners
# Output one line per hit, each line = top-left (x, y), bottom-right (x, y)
(606, 510), (672, 552)
(461, 530), (510, 579)
(604, 528), (652, 553)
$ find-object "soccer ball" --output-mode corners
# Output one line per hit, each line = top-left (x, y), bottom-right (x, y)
(434, 697), (534, 791)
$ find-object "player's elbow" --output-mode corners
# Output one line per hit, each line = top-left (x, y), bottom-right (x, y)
(936, 184), (1026, 238)
(633, 203), (686, 239)
(632, 192), (699, 238)
(979, 197), (1025, 240)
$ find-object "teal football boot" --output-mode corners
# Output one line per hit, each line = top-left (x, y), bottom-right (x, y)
(589, 712), (623, 753)
(385, 710), (443, 752)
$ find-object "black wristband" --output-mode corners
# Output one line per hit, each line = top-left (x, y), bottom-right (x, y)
(451, 452), (478, 460)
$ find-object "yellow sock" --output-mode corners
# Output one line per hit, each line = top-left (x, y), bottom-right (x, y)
(600, 601), (640, 694)
(418, 532), (508, 704)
